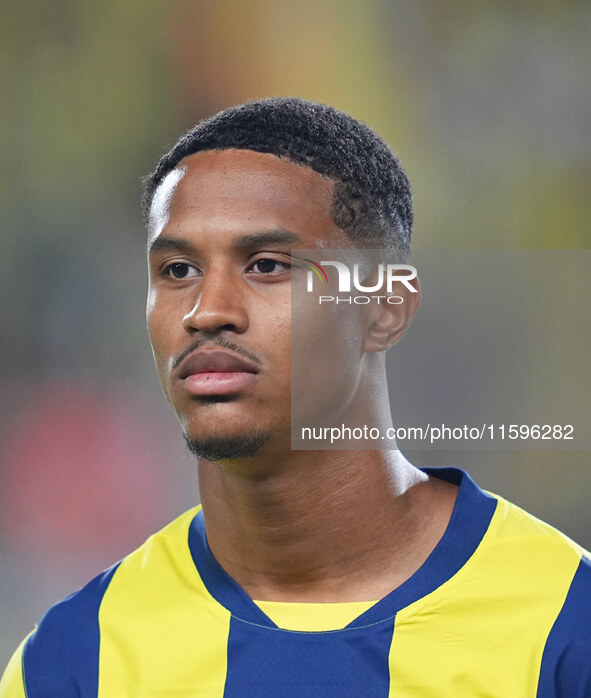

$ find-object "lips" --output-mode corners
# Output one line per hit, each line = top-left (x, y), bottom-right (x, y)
(177, 349), (260, 396)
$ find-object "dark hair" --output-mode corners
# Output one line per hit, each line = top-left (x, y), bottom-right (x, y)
(142, 97), (412, 251)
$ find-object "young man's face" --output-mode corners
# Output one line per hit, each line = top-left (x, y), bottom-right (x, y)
(146, 148), (356, 460)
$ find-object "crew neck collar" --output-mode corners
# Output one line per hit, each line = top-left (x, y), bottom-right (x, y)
(188, 467), (497, 631)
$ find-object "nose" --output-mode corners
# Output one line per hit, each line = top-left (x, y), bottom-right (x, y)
(182, 266), (249, 335)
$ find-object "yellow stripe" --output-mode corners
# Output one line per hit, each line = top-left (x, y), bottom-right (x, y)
(98, 507), (231, 697)
(388, 495), (584, 696)
(254, 599), (377, 631)
(0, 634), (31, 698)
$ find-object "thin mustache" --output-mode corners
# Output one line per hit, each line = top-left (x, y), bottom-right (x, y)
(172, 337), (263, 372)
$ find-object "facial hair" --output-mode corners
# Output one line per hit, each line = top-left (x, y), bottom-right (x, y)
(183, 430), (271, 462)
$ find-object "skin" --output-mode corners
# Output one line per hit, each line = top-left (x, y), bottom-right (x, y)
(147, 149), (458, 602)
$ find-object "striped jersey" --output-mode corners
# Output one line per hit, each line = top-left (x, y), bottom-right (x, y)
(1, 467), (590, 697)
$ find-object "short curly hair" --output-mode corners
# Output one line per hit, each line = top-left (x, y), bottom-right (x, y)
(142, 97), (412, 252)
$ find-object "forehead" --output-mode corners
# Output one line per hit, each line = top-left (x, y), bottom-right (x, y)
(147, 149), (346, 246)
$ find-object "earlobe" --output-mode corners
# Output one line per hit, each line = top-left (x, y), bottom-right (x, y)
(363, 278), (421, 353)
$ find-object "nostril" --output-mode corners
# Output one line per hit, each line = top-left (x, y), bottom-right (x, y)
(181, 289), (249, 335)
(182, 311), (242, 335)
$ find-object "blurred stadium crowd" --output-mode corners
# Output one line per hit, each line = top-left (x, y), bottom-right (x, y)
(1, 0), (590, 666)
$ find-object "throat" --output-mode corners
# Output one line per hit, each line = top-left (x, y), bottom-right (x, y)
(198, 451), (458, 603)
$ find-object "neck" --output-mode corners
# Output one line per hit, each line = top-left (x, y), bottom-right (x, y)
(198, 447), (458, 603)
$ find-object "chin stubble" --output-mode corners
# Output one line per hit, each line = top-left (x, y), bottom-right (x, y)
(183, 431), (271, 461)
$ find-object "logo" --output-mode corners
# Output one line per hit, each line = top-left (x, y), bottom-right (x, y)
(305, 261), (418, 304)
(303, 259), (329, 284)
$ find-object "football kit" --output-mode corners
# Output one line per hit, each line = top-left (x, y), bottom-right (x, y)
(1, 467), (590, 697)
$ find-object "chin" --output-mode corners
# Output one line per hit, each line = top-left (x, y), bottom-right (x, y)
(183, 430), (271, 462)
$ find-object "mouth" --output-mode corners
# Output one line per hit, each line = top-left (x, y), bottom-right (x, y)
(177, 348), (260, 397)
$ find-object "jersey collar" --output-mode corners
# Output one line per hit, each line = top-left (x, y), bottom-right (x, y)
(187, 467), (498, 630)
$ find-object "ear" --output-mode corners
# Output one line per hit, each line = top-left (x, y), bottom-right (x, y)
(363, 274), (421, 353)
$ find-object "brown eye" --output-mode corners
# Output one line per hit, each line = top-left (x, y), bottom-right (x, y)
(250, 258), (291, 274)
(165, 263), (198, 279)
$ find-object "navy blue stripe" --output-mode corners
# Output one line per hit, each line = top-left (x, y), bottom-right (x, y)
(223, 614), (396, 697)
(188, 467), (497, 629)
(537, 555), (591, 698)
(349, 467), (497, 627)
(23, 563), (120, 698)
(188, 512), (276, 626)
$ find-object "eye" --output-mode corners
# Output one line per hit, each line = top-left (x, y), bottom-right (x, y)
(248, 258), (291, 275)
(163, 262), (199, 279)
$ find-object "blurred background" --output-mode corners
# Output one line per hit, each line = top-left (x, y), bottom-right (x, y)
(1, 0), (590, 666)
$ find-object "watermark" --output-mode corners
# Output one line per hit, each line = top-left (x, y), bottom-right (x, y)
(300, 423), (575, 445)
(303, 258), (417, 305)
(291, 249), (590, 451)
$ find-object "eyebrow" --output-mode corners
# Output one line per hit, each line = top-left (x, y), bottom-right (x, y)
(233, 229), (301, 250)
(148, 236), (194, 254)
(148, 229), (302, 255)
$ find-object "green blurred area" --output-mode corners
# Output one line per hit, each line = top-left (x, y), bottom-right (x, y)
(0, 0), (589, 668)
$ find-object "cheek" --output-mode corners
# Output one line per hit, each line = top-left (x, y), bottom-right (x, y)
(146, 299), (163, 359)
(146, 293), (178, 375)
(256, 299), (291, 367)
(145, 287), (160, 343)
(273, 316), (292, 364)
(291, 303), (363, 422)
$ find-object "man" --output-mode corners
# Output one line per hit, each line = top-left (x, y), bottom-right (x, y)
(1, 97), (590, 696)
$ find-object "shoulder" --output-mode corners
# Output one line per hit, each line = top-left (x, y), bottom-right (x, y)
(537, 555), (591, 698)
(484, 493), (591, 696)
(0, 635), (29, 698)
(17, 508), (200, 698)
(21, 564), (119, 697)
(484, 488), (588, 563)
(482, 490), (589, 606)
(430, 467), (588, 575)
